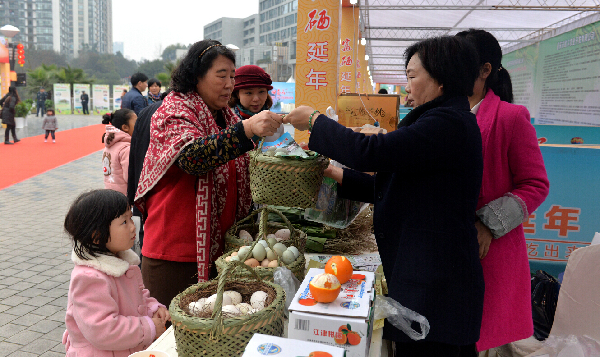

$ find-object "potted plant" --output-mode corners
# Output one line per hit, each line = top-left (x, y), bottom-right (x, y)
(15, 101), (32, 129)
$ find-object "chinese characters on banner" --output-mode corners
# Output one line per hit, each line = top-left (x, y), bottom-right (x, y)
(525, 145), (600, 276)
(295, 0), (341, 144)
(338, 7), (358, 94)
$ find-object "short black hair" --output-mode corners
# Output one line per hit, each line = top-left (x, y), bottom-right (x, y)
(378, 88), (388, 94)
(102, 108), (135, 132)
(131, 72), (149, 86)
(160, 89), (172, 100)
(456, 29), (513, 103)
(404, 36), (479, 98)
(148, 78), (162, 88)
(64, 189), (130, 260)
(170, 40), (236, 94)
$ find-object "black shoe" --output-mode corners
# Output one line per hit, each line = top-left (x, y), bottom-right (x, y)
(14, 139), (20, 143)
(4, 141), (13, 145)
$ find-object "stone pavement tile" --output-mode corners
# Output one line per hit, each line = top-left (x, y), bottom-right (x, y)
(10, 314), (46, 327)
(46, 311), (65, 323)
(48, 297), (67, 308)
(40, 351), (64, 357)
(43, 327), (65, 343)
(0, 289), (19, 299)
(11, 271), (38, 280)
(7, 351), (40, 357)
(48, 274), (70, 283)
(1, 296), (30, 307)
(18, 338), (57, 354)
(0, 342), (21, 357)
(24, 258), (48, 265)
(9, 263), (37, 271)
(28, 320), (62, 334)
(37, 270), (63, 278)
(26, 265), (54, 273)
(6, 256), (32, 264)
(22, 296), (56, 308)
(3, 304), (38, 317)
(0, 313), (18, 326)
(39, 288), (67, 298)
(0, 261), (15, 269)
(8, 282), (36, 292)
(30, 305), (63, 317)
(23, 275), (51, 284)
(50, 343), (65, 354)
(35, 281), (62, 291)
(5, 330), (44, 345)
(0, 277), (22, 286)
(15, 288), (47, 298)
(0, 323), (27, 338)
(0, 268), (22, 277)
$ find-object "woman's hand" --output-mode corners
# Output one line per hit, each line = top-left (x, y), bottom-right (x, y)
(153, 306), (171, 324)
(475, 220), (493, 259)
(324, 164), (344, 184)
(282, 105), (318, 131)
(242, 110), (283, 138)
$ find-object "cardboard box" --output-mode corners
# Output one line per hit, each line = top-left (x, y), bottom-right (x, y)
(288, 268), (375, 357)
(242, 333), (346, 357)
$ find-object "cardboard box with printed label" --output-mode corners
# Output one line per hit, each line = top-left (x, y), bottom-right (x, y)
(288, 268), (375, 357)
(241, 333), (346, 357)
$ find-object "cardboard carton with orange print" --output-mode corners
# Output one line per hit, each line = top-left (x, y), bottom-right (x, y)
(288, 268), (375, 357)
(241, 333), (345, 357)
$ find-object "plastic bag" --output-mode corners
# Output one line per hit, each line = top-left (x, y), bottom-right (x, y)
(374, 295), (430, 341)
(543, 335), (600, 357)
(273, 266), (300, 313)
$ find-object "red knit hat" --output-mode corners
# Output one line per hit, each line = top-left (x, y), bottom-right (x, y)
(234, 65), (273, 91)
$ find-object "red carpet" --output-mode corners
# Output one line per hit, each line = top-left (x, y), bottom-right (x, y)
(0, 124), (106, 190)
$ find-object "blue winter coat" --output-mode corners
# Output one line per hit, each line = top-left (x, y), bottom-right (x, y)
(308, 96), (485, 346)
(121, 88), (148, 115)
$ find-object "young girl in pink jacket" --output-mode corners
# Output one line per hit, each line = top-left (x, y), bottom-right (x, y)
(102, 109), (137, 196)
(62, 189), (170, 357)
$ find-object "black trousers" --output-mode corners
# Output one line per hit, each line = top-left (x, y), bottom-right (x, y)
(45, 130), (56, 140)
(82, 102), (89, 114)
(37, 103), (46, 116)
(5, 125), (16, 142)
(394, 341), (478, 357)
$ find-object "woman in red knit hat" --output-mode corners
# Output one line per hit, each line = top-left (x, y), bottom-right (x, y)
(229, 65), (284, 142)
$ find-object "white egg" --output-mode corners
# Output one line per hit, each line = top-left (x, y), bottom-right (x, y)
(287, 246), (300, 259)
(197, 298), (207, 308)
(274, 229), (291, 241)
(273, 243), (287, 257)
(238, 246), (252, 260)
(221, 305), (241, 318)
(252, 243), (267, 261)
(265, 247), (278, 261)
(206, 293), (233, 311)
(258, 240), (269, 248)
(239, 230), (253, 242)
(230, 255), (240, 262)
(250, 291), (268, 310)
(282, 249), (296, 265)
(267, 237), (278, 247)
(224, 290), (242, 305)
(236, 302), (253, 314)
(188, 302), (201, 315)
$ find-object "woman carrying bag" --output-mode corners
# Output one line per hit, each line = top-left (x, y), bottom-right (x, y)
(1, 86), (21, 145)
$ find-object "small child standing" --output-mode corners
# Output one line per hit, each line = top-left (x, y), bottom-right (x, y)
(42, 109), (58, 142)
(102, 109), (137, 196)
(62, 189), (169, 356)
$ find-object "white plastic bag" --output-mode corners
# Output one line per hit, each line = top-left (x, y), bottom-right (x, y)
(273, 267), (300, 313)
(374, 295), (430, 341)
(544, 335), (600, 357)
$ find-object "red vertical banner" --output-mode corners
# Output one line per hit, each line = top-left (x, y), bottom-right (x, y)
(295, 0), (341, 144)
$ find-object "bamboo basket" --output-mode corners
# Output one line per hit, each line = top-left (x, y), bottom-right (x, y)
(217, 207), (306, 282)
(169, 262), (285, 357)
(249, 141), (329, 208)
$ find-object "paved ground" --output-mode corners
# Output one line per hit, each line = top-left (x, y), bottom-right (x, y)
(15, 114), (101, 139)
(0, 136), (103, 356)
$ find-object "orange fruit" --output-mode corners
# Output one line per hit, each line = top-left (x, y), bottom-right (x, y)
(309, 352), (333, 357)
(347, 331), (361, 345)
(309, 273), (341, 303)
(325, 256), (353, 284)
(333, 333), (347, 344)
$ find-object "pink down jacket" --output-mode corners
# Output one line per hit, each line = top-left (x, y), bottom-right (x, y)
(63, 249), (164, 357)
(102, 125), (131, 196)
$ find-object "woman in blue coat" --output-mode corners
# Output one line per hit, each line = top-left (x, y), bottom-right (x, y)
(285, 36), (484, 357)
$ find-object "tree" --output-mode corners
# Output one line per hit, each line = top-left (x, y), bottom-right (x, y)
(24, 64), (59, 100)
(17, 49), (68, 74)
(161, 43), (189, 62)
(137, 59), (168, 79)
(53, 65), (95, 96)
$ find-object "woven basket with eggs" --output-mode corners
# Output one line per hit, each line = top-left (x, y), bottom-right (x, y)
(169, 262), (285, 357)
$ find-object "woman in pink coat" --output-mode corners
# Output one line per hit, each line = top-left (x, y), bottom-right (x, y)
(102, 109), (137, 195)
(62, 189), (170, 356)
(456, 29), (550, 352)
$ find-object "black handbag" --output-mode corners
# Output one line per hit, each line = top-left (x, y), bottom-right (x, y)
(531, 270), (560, 341)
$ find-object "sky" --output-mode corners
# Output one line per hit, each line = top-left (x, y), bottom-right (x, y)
(112, 1), (260, 62)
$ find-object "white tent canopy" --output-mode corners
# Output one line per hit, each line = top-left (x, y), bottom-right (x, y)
(358, 0), (600, 84)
